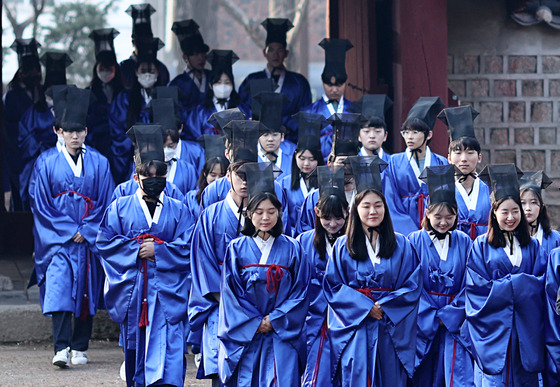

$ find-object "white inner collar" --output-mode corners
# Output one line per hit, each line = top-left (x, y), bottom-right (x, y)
(359, 147), (384, 159)
(300, 176), (309, 197)
(135, 188), (163, 227)
(166, 160), (177, 183)
(175, 140), (183, 159)
(225, 192), (245, 226)
(535, 224), (544, 245)
(213, 97), (229, 112)
(61, 144), (86, 177)
(455, 177), (480, 211)
(325, 235), (335, 260)
(188, 69), (207, 93)
(254, 235), (276, 264)
(406, 146), (432, 185)
(503, 235), (522, 267)
(258, 144), (283, 170)
(429, 232), (450, 261)
(264, 67), (286, 92)
(365, 237), (381, 266)
(323, 95), (345, 115)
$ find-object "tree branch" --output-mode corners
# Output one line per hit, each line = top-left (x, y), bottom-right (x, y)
(214, 0), (265, 49)
(3, 3), (34, 39)
(288, 0), (309, 45)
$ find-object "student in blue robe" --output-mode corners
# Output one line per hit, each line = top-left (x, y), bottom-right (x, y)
(97, 125), (193, 387)
(184, 135), (229, 220)
(189, 160), (250, 385)
(466, 164), (544, 386)
(112, 179), (184, 203)
(408, 165), (474, 387)
(32, 88), (114, 368)
(238, 18), (311, 144)
(297, 180), (348, 387)
(169, 19), (211, 110)
(217, 163), (310, 386)
(200, 120), (291, 232)
(255, 92), (294, 180)
(109, 38), (165, 184)
(323, 156), (422, 386)
(3, 38), (42, 211)
(17, 52), (72, 211)
(184, 49), (246, 140)
(439, 105), (491, 240)
(520, 171), (560, 264)
(296, 113), (366, 235)
(301, 38), (354, 160)
(545, 248), (560, 386)
(280, 112), (324, 236)
(119, 5), (169, 89)
(384, 97), (448, 236)
(86, 28), (124, 161)
(352, 94), (393, 163)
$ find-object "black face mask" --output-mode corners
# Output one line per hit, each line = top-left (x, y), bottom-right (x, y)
(140, 177), (166, 201)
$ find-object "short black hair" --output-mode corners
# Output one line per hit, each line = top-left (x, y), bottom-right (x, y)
(241, 192), (284, 237)
(321, 70), (347, 86)
(448, 136), (481, 155)
(135, 160), (167, 177)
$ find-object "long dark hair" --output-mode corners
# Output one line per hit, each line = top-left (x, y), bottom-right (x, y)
(487, 195), (531, 248)
(89, 55), (124, 103)
(520, 187), (552, 237)
(241, 192), (284, 237)
(313, 191), (348, 260)
(345, 189), (396, 260)
(127, 59), (160, 129)
(203, 71), (240, 110)
(290, 148), (324, 191)
(196, 156), (229, 204)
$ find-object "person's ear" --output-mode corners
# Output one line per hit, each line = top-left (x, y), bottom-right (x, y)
(314, 206), (320, 217)
(426, 131), (433, 141)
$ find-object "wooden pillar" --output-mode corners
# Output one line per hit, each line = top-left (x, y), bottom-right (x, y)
(392, 0), (448, 154)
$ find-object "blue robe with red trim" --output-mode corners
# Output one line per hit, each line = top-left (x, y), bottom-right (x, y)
(169, 69), (212, 110)
(96, 193), (193, 387)
(409, 229), (474, 387)
(32, 147), (114, 317)
(465, 235), (544, 386)
(455, 179), (491, 240)
(238, 70), (311, 144)
(324, 234), (421, 386)
(218, 234), (310, 386)
(189, 199), (246, 378)
(384, 150), (448, 236)
(297, 230), (333, 386)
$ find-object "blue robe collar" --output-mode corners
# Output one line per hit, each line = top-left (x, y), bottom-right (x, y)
(322, 95), (345, 115)
(455, 176), (480, 211)
(264, 66), (286, 92)
(405, 146), (433, 184)
(135, 189), (164, 226)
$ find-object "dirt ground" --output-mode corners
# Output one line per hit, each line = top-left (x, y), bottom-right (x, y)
(0, 340), (211, 387)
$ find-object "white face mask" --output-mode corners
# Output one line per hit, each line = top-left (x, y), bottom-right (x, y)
(213, 84), (233, 99)
(45, 96), (54, 108)
(97, 70), (115, 84)
(137, 73), (157, 89)
(164, 147), (177, 162)
(57, 134), (65, 146)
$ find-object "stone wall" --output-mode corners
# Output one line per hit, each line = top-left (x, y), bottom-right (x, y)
(448, 0), (560, 223)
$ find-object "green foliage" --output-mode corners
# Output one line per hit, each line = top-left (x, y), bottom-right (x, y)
(41, 0), (115, 87)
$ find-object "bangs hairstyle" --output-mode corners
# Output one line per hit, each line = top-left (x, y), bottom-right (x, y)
(345, 189), (396, 260)
(90, 54), (124, 98)
(135, 159), (168, 177)
(487, 195), (531, 249)
(241, 192), (284, 237)
(164, 128), (181, 143)
(290, 148), (324, 191)
(313, 191), (349, 260)
(520, 187), (552, 236)
(421, 202), (458, 232)
(196, 156), (229, 204)
(364, 117), (386, 131)
(448, 136), (481, 154)
(203, 70), (240, 109)
(321, 69), (347, 86)
(127, 59), (163, 129)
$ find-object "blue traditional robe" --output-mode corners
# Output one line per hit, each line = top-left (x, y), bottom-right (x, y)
(164, 159), (197, 194)
(297, 188), (320, 236)
(239, 69), (312, 143)
(108, 90), (151, 184)
(169, 69), (212, 110)
(359, 146), (391, 163)
(86, 84), (114, 160)
(189, 197), (247, 378)
(32, 146), (114, 318)
(119, 56), (170, 90)
(184, 102), (249, 141)
(465, 235), (544, 386)
(297, 230), (334, 387)
(177, 139), (205, 175)
(544, 247), (560, 386)
(258, 146), (292, 181)
(218, 234), (310, 386)
(183, 190), (201, 221)
(455, 178), (491, 240)
(324, 234), (422, 386)
(301, 96), (353, 160)
(96, 191), (193, 387)
(200, 176), (291, 233)
(280, 174), (314, 237)
(408, 229), (474, 387)
(111, 179), (185, 203)
(534, 227), (560, 275)
(28, 143), (63, 214)
(384, 148), (449, 236)
(17, 105), (56, 209)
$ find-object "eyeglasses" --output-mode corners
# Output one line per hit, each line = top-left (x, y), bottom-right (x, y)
(400, 130), (422, 136)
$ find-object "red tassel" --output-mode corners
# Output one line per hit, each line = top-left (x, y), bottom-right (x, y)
(139, 299), (149, 328)
(79, 295), (89, 322)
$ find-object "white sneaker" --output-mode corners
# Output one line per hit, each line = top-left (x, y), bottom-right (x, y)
(52, 347), (70, 368)
(71, 350), (88, 365)
(119, 360), (126, 381)
(194, 353), (202, 369)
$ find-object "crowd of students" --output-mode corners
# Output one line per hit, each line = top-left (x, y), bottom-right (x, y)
(4, 3), (560, 387)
